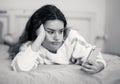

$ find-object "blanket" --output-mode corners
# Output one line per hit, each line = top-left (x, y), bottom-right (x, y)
(0, 44), (120, 84)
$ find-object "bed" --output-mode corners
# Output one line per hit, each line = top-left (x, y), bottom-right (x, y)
(0, 44), (120, 84)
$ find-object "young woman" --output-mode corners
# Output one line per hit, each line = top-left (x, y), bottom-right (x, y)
(10, 4), (106, 73)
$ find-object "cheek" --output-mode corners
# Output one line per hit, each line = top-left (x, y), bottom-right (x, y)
(59, 34), (64, 40)
(44, 33), (53, 42)
(45, 33), (64, 42)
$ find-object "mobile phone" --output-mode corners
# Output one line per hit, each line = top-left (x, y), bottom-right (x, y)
(82, 47), (101, 65)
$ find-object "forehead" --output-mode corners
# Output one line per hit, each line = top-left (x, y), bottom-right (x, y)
(43, 19), (64, 30)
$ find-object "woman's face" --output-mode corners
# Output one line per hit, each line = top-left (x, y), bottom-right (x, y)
(41, 19), (64, 53)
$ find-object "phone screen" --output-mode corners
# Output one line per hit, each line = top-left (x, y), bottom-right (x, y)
(83, 48), (101, 64)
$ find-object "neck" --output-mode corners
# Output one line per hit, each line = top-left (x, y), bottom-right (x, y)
(41, 42), (57, 54)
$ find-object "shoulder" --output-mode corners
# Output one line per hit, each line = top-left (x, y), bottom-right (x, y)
(68, 29), (86, 42)
(69, 29), (82, 37)
(65, 29), (90, 47)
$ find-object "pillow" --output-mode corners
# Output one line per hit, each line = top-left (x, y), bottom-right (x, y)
(3, 34), (18, 46)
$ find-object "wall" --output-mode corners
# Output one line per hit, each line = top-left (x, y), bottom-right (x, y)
(104, 0), (120, 55)
(0, 0), (106, 47)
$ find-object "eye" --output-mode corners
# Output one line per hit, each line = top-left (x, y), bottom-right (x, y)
(59, 29), (64, 34)
(47, 31), (54, 34)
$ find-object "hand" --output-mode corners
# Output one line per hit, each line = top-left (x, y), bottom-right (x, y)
(31, 24), (45, 52)
(37, 24), (45, 42)
(81, 60), (104, 74)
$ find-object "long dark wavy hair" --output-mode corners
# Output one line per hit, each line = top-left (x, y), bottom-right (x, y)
(9, 4), (68, 60)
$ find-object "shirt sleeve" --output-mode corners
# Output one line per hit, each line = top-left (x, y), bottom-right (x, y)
(11, 43), (44, 72)
(70, 30), (106, 67)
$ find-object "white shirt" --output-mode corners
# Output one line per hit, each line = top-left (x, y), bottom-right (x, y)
(11, 29), (106, 71)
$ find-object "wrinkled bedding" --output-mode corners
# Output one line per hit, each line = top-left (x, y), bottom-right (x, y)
(0, 44), (120, 84)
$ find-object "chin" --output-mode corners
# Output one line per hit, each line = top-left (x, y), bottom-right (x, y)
(52, 47), (59, 51)
(51, 45), (60, 51)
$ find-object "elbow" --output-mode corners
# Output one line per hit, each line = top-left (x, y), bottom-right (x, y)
(11, 59), (32, 72)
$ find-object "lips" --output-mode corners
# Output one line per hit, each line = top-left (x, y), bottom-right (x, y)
(51, 42), (61, 45)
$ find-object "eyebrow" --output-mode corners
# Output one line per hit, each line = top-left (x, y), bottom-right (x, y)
(45, 28), (65, 31)
(45, 28), (54, 31)
(59, 28), (65, 31)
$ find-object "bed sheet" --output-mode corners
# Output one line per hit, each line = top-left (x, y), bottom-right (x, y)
(0, 44), (120, 84)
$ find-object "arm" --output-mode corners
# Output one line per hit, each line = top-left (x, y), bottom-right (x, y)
(70, 30), (106, 74)
(31, 24), (45, 52)
(11, 25), (45, 72)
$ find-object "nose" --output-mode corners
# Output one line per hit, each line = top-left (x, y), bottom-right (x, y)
(53, 32), (59, 41)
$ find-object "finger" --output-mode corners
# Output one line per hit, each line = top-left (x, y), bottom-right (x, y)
(81, 63), (98, 73)
(37, 24), (44, 34)
(81, 67), (96, 74)
(40, 24), (45, 33)
(91, 66), (98, 71)
(39, 24), (45, 40)
(87, 60), (94, 65)
(84, 63), (98, 71)
(82, 63), (92, 69)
